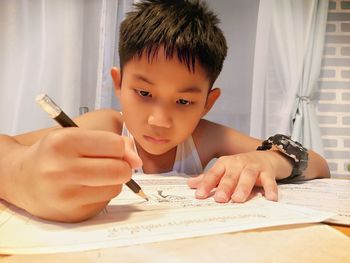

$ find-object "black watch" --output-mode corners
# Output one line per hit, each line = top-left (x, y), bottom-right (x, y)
(257, 134), (308, 182)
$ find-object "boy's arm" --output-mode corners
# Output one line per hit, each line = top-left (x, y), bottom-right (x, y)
(0, 109), (141, 222)
(194, 119), (330, 179)
(190, 119), (330, 203)
(13, 109), (122, 145)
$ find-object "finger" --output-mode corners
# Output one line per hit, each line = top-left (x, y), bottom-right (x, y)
(260, 173), (278, 201)
(195, 162), (225, 199)
(231, 167), (259, 203)
(66, 158), (132, 186)
(214, 170), (239, 203)
(187, 174), (205, 189)
(76, 131), (126, 158)
(48, 129), (142, 169)
(48, 129), (127, 158)
(122, 136), (143, 169)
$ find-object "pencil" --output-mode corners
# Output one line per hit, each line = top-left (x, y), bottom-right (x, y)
(35, 93), (148, 201)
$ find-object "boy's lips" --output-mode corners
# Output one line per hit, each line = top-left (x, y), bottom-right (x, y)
(143, 135), (170, 144)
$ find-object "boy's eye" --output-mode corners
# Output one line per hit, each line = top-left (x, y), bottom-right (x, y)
(136, 90), (152, 97)
(177, 99), (192, 105)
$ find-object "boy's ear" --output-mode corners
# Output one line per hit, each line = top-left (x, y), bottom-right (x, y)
(202, 88), (221, 117)
(111, 67), (121, 97)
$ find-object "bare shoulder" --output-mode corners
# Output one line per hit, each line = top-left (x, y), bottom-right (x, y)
(14, 109), (123, 145)
(193, 119), (261, 161)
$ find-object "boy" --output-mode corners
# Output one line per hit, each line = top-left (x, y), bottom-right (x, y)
(0, 0), (330, 222)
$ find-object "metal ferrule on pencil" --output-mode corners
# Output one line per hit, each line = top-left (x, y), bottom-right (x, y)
(36, 93), (78, 127)
(35, 93), (62, 119)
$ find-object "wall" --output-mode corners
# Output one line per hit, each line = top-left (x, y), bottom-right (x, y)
(317, 0), (350, 179)
(205, 0), (260, 134)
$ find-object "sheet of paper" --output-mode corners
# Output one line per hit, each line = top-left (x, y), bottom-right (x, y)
(278, 178), (350, 225)
(0, 173), (334, 255)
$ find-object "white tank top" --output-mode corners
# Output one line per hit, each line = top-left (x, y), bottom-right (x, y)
(121, 124), (203, 175)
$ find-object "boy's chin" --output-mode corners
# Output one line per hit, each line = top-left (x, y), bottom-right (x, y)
(144, 147), (174, 156)
(140, 142), (176, 156)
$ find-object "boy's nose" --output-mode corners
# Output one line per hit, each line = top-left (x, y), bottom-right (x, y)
(148, 107), (172, 129)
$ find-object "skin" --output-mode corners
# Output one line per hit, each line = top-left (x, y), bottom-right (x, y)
(0, 50), (330, 222)
(113, 50), (329, 202)
(0, 129), (142, 222)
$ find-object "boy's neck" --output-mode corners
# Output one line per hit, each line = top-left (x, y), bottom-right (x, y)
(135, 142), (177, 174)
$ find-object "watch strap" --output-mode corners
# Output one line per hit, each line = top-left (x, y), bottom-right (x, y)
(257, 134), (308, 183)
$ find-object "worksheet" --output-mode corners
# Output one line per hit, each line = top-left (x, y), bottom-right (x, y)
(0, 173), (334, 255)
(278, 178), (350, 225)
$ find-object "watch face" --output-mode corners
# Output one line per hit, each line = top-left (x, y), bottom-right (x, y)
(260, 134), (309, 179)
(269, 134), (308, 164)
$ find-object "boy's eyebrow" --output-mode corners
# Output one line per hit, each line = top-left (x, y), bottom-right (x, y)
(178, 86), (202, 93)
(134, 74), (154, 85)
(133, 73), (203, 93)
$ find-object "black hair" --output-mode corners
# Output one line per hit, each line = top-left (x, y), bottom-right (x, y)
(119, 0), (227, 86)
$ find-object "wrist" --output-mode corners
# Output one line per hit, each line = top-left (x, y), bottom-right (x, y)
(269, 149), (294, 181)
(257, 134), (309, 183)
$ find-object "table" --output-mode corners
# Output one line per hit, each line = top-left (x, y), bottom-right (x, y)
(1, 223), (349, 263)
(331, 224), (350, 236)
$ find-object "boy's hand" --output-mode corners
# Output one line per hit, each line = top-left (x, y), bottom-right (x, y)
(6, 128), (142, 222)
(187, 151), (293, 203)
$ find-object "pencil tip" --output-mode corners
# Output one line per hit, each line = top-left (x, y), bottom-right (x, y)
(139, 191), (149, 201)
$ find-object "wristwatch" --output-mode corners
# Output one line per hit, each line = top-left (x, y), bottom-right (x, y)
(256, 134), (308, 182)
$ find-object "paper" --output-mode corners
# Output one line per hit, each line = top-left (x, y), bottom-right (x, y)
(0, 173), (334, 255)
(278, 179), (350, 225)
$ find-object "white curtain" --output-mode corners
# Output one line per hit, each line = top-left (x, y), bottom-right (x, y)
(0, 0), (133, 135)
(250, 0), (328, 154)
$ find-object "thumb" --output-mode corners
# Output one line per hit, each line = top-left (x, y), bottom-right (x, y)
(122, 136), (143, 169)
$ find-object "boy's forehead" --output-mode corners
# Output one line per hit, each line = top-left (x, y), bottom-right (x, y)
(123, 48), (208, 79)
(120, 49), (212, 91)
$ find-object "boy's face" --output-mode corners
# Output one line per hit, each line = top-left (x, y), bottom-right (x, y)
(112, 49), (220, 156)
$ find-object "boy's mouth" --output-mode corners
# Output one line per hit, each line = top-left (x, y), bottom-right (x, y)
(143, 135), (170, 144)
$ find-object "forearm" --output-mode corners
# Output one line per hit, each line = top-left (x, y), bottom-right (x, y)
(303, 150), (330, 180)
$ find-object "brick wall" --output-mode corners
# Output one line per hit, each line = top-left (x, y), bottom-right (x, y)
(317, 0), (350, 179)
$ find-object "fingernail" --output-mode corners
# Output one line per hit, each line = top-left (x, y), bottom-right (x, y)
(232, 190), (245, 202)
(266, 192), (278, 201)
(195, 189), (207, 199)
(215, 190), (228, 202)
(133, 155), (143, 168)
(137, 157), (143, 167)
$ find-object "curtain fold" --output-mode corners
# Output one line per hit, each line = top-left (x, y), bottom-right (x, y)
(0, 0), (84, 134)
(95, 0), (136, 110)
(0, 0), (134, 135)
(250, 0), (328, 155)
(249, 0), (274, 138)
(291, 0), (329, 155)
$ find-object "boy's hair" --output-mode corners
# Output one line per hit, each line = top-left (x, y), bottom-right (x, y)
(119, 0), (227, 87)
